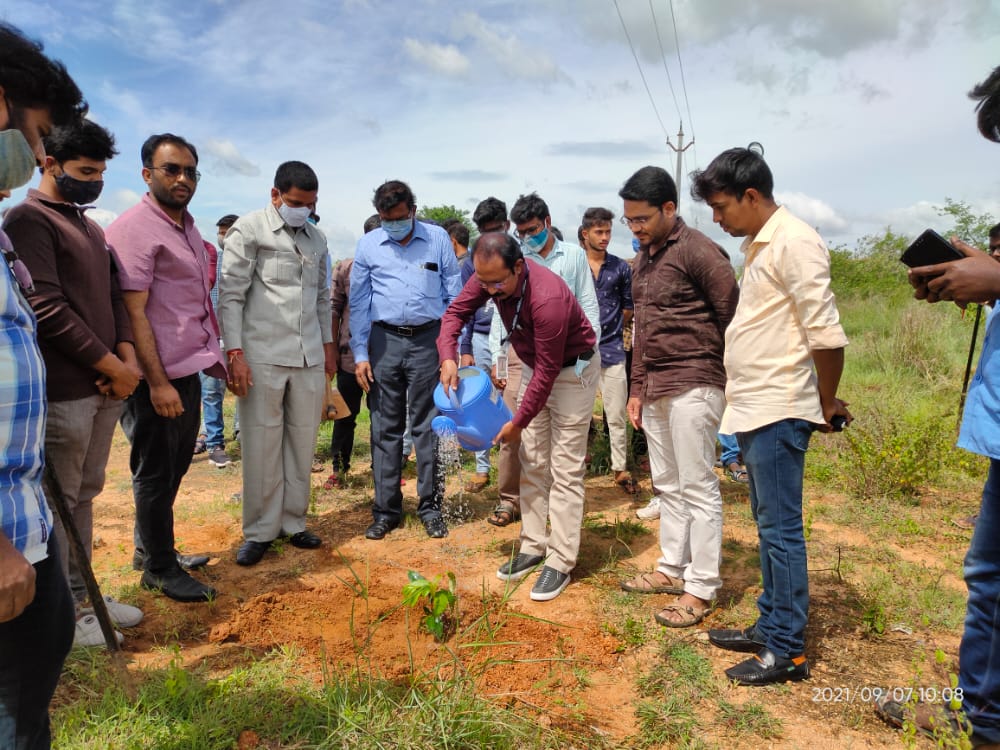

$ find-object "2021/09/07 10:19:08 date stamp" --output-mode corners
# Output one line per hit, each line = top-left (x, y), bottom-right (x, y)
(811, 686), (964, 704)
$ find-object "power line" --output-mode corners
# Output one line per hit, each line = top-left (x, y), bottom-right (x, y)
(614, 0), (669, 139)
(648, 0), (682, 125)
(669, 0), (696, 146)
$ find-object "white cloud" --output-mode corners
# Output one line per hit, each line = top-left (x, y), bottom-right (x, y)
(452, 12), (570, 84)
(403, 38), (470, 76)
(203, 139), (260, 177)
(83, 207), (119, 228)
(776, 191), (849, 235)
(105, 189), (142, 217)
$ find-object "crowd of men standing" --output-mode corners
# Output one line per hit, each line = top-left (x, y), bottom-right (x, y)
(6, 17), (1000, 749)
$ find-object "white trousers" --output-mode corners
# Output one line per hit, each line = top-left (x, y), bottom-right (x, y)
(643, 386), (725, 601)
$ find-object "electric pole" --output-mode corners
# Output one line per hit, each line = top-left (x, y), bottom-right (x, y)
(667, 122), (694, 198)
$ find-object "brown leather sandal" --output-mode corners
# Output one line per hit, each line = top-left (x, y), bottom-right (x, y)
(487, 501), (520, 527)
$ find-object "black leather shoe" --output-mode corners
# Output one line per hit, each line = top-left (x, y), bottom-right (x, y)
(288, 530), (322, 549)
(236, 540), (271, 566)
(423, 517), (449, 539)
(708, 625), (767, 653)
(725, 647), (810, 686)
(365, 519), (399, 540)
(141, 567), (217, 602)
(132, 548), (210, 571)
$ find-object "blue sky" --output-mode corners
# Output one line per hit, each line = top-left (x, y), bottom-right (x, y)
(4, 0), (999, 263)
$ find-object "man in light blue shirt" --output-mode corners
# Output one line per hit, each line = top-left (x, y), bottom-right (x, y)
(349, 180), (462, 540)
(489, 193), (600, 355)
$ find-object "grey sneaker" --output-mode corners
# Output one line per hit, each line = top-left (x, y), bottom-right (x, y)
(530, 566), (570, 601)
(208, 446), (230, 468)
(636, 497), (661, 520)
(73, 614), (123, 648)
(496, 553), (544, 581)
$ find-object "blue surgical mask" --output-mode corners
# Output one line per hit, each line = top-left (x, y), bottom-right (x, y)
(278, 202), (311, 228)
(382, 217), (413, 242)
(0, 129), (37, 191)
(521, 227), (549, 253)
(631, 237), (641, 252)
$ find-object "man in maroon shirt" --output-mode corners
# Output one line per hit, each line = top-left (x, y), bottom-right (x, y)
(3, 118), (145, 645)
(438, 233), (598, 601)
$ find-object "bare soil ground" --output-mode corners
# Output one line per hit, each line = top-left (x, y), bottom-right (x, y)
(73, 424), (974, 749)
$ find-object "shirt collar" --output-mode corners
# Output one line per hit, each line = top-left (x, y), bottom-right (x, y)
(648, 215), (687, 255)
(741, 205), (787, 261)
(141, 192), (193, 231)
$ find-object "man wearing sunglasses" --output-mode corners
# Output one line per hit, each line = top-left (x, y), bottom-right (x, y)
(106, 133), (224, 603)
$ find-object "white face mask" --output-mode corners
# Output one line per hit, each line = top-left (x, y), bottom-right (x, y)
(278, 202), (311, 228)
(0, 129), (37, 191)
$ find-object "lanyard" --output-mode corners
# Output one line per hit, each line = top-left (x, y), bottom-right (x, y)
(499, 270), (529, 349)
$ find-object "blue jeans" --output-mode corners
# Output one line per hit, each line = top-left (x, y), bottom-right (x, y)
(959, 458), (1000, 744)
(0, 538), (74, 750)
(470, 331), (492, 474)
(737, 418), (812, 658)
(199, 371), (226, 448)
(718, 432), (740, 467)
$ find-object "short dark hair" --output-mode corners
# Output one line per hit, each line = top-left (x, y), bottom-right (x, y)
(510, 193), (550, 224)
(274, 160), (318, 193)
(441, 218), (470, 247)
(373, 180), (415, 213)
(363, 214), (381, 233)
(990, 222), (1000, 240)
(689, 148), (775, 202)
(581, 206), (614, 231)
(971, 66), (1000, 143)
(141, 133), (198, 168)
(43, 119), (117, 163)
(577, 225), (585, 242)
(0, 22), (87, 127)
(473, 196), (507, 229)
(473, 232), (523, 271)
(618, 166), (678, 207)
(550, 226), (563, 241)
(217, 213), (239, 228)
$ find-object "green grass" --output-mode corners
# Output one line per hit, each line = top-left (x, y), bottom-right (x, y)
(55, 647), (577, 750)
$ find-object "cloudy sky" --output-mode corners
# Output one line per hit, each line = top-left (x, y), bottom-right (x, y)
(5, 0), (999, 262)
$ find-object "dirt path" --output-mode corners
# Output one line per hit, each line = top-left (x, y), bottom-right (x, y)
(78, 425), (970, 748)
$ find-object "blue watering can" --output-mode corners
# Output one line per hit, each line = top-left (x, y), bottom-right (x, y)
(431, 366), (512, 451)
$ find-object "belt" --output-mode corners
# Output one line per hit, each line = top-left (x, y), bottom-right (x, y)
(374, 320), (439, 337)
(561, 349), (595, 369)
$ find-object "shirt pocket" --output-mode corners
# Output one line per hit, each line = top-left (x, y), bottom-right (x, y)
(258, 249), (301, 287)
(415, 264), (441, 299)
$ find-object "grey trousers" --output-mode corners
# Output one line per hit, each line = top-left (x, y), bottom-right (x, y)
(368, 323), (441, 523)
(239, 361), (326, 542)
(44, 394), (122, 604)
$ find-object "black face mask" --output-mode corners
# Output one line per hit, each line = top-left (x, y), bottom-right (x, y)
(55, 171), (103, 205)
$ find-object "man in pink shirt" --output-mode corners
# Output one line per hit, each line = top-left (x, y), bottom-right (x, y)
(106, 133), (225, 603)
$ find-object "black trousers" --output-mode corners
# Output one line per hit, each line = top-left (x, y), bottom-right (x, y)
(0, 538), (74, 750)
(368, 324), (441, 523)
(330, 368), (365, 474)
(120, 374), (201, 574)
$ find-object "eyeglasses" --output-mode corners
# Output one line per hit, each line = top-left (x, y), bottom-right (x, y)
(477, 271), (514, 290)
(620, 208), (662, 229)
(150, 163), (201, 182)
(514, 223), (545, 240)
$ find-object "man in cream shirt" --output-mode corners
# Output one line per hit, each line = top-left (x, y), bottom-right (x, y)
(219, 160), (335, 566)
(690, 147), (851, 686)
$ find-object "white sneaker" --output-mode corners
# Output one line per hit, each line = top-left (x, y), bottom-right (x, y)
(80, 595), (144, 628)
(73, 614), (123, 648)
(635, 497), (661, 520)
